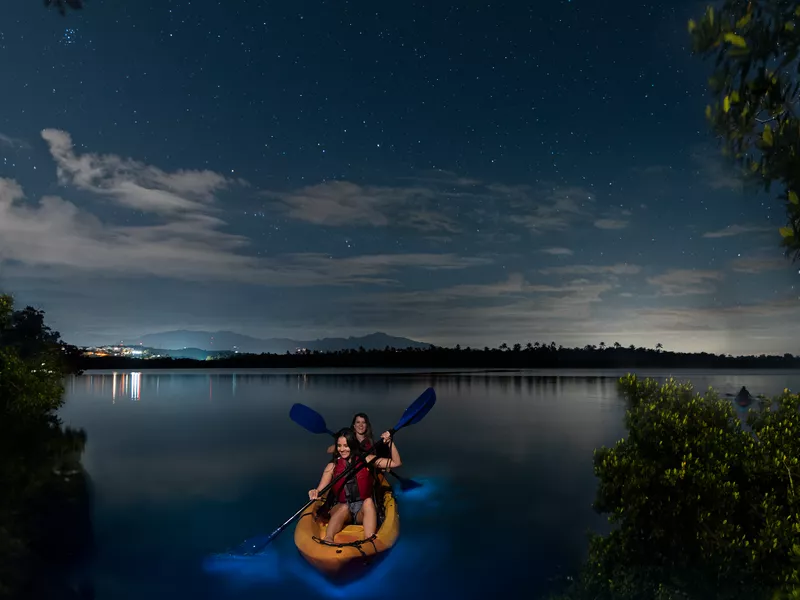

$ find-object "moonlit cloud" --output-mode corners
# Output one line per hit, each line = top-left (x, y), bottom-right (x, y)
(0, 124), (794, 354)
(539, 263), (641, 276)
(266, 179), (461, 232)
(41, 128), (235, 215)
(702, 224), (772, 238)
(541, 247), (574, 255)
(0, 179), (487, 286)
(691, 148), (745, 192)
(594, 218), (629, 230)
(0, 132), (490, 288)
(0, 132), (28, 149)
(506, 185), (595, 233)
(267, 178), (600, 237)
(729, 254), (790, 274)
(646, 269), (724, 296)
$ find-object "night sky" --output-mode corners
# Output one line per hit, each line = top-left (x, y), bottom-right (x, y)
(1, 0), (797, 354)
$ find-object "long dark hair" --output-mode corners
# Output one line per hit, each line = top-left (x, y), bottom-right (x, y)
(351, 412), (374, 448)
(330, 427), (360, 463)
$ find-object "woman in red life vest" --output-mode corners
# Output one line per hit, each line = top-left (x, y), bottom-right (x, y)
(308, 427), (401, 543)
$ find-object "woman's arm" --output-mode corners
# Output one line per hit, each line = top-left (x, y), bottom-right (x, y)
(308, 462), (334, 499)
(326, 444), (335, 454)
(368, 442), (402, 470)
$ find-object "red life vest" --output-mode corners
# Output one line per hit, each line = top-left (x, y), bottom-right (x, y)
(331, 456), (373, 503)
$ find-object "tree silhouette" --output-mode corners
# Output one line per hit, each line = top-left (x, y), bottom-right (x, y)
(44, 0), (83, 15)
(689, 0), (800, 260)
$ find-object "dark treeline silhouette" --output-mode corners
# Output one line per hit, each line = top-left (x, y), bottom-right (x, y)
(76, 342), (800, 370)
(0, 417), (94, 600)
(0, 296), (94, 599)
(44, 0), (84, 15)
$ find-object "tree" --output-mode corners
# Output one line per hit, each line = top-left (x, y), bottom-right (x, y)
(552, 375), (800, 600)
(0, 293), (92, 598)
(0, 295), (75, 416)
(689, 0), (800, 260)
(44, 0), (84, 15)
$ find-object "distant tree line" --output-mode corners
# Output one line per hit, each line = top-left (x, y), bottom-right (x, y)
(77, 341), (800, 370)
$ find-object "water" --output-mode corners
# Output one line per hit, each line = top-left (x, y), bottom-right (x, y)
(57, 368), (800, 600)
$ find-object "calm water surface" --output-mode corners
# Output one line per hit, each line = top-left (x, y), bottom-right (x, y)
(58, 368), (800, 600)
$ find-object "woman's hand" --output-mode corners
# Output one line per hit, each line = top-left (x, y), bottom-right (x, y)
(308, 488), (319, 500)
(380, 430), (392, 444)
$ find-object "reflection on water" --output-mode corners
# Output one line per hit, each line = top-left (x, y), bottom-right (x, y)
(0, 414), (94, 599)
(57, 369), (800, 599)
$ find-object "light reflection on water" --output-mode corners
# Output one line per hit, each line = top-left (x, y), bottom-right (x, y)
(59, 368), (800, 599)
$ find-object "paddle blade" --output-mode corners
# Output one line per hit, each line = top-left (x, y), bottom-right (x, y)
(392, 387), (436, 432)
(289, 403), (331, 435)
(389, 470), (423, 491)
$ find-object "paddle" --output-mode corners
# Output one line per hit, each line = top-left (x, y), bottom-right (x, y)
(289, 402), (424, 491)
(221, 387), (436, 557)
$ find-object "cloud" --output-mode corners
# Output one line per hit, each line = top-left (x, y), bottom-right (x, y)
(0, 180), (486, 286)
(729, 254), (790, 274)
(0, 131), (490, 287)
(268, 180), (410, 227)
(539, 263), (641, 276)
(646, 269), (724, 296)
(266, 180), (462, 231)
(632, 164), (674, 176)
(398, 169), (482, 188)
(343, 270), (620, 347)
(41, 128), (235, 215)
(275, 252), (492, 286)
(541, 247), (574, 256)
(404, 209), (461, 233)
(636, 298), (800, 331)
(702, 224), (772, 238)
(0, 132), (28, 150)
(505, 185), (594, 233)
(266, 176), (600, 238)
(594, 218), (629, 230)
(691, 149), (744, 192)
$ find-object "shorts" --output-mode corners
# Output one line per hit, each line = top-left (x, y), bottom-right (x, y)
(347, 500), (364, 522)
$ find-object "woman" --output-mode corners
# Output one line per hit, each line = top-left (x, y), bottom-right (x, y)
(309, 427), (401, 543)
(326, 413), (395, 460)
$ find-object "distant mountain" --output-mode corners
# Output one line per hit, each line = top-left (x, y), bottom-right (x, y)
(117, 330), (431, 354)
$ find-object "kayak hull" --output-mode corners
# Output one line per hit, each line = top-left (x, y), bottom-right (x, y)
(293, 472), (399, 579)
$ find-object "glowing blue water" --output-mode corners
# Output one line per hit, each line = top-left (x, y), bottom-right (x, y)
(58, 369), (800, 599)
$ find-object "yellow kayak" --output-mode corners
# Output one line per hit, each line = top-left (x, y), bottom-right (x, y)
(293, 472), (399, 578)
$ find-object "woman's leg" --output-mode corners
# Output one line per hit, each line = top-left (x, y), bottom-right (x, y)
(324, 503), (352, 542)
(355, 497), (377, 538)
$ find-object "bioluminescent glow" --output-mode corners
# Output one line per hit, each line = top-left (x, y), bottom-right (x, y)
(202, 477), (454, 597)
(202, 545), (282, 587)
(284, 534), (449, 599)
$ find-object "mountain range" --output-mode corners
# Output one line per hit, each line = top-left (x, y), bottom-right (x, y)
(115, 330), (432, 354)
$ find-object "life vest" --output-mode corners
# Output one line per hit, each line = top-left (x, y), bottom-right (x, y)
(331, 456), (373, 503)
